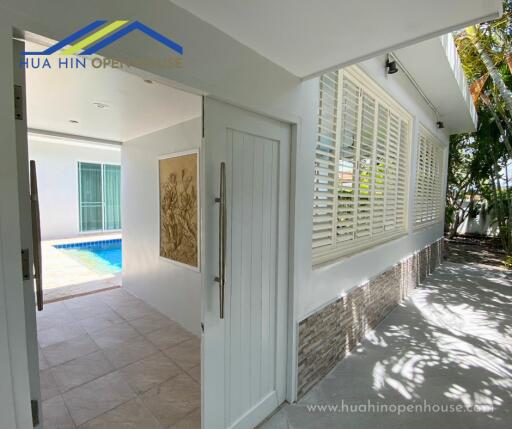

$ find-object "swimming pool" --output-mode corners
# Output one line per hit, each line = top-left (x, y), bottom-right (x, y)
(55, 239), (122, 274)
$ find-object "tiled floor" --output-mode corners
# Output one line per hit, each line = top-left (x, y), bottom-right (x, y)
(38, 288), (200, 428)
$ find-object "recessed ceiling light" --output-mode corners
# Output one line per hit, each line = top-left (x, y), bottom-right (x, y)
(93, 102), (110, 109)
(69, 119), (79, 124)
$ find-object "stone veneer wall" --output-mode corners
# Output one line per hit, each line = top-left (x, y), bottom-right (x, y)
(297, 238), (444, 398)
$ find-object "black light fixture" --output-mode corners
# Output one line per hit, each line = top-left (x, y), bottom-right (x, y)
(436, 121), (445, 129)
(386, 57), (399, 74)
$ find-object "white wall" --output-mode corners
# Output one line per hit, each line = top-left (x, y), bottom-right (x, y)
(458, 207), (498, 236)
(122, 117), (202, 336)
(28, 137), (121, 240)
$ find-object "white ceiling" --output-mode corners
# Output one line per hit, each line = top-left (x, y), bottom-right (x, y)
(171, 0), (501, 78)
(395, 37), (477, 134)
(26, 42), (201, 142)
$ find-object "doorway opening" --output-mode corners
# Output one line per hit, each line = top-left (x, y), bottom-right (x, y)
(21, 39), (203, 428)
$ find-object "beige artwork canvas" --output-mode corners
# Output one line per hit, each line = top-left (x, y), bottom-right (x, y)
(159, 151), (199, 268)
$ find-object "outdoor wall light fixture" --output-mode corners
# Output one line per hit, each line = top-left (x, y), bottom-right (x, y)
(386, 58), (399, 74)
(436, 121), (445, 129)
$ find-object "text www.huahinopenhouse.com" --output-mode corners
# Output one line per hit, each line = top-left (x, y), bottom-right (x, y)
(305, 400), (494, 415)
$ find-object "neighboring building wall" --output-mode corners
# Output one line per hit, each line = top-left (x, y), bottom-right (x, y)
(122, 117), (202, 336)
(28, 137), (121, 240)
(297, 239), (444, 397)
(458, 209), (498, 236)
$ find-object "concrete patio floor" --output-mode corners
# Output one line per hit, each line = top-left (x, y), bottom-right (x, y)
(262, 261), (512, 429)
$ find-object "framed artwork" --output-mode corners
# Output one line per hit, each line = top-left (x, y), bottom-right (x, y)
(158, 149), (199, 270)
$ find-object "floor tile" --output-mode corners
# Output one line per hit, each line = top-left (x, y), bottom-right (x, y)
(42, 395), (76, 429)
(42, 334), (99, 367)
(89, 323), (140, 349)
(171, 408), (201, 429)
(62, 371), (136, 426)
(37, 309), (75, 332)
(38, 322), (87, 348)
(78, 398), (162, 429)
(40, 368), (60, 401)
(102, 336), (159, 369)
(78, 312), (124, 335)
(163, 338), (200, 370)
(141, 373), (200, 428)
(186, 365), (201, 384)
(67, 302), (120, 323)
(129, 313), (175, 335)
(146, 325), (193, 350)
(109, 302), (158, 321)
(120, 352), (182, 394)
(39, 348), (50, 370)
(37, 302), (71, 318)
(98, 288), (139, 303)
(51, 350), (114, 393)
(63, 295), (102, 309)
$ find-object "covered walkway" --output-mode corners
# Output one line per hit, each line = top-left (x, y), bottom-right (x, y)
(263, 260), (512, 428)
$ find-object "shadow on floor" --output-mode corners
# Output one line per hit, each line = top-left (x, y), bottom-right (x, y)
(262, 262), (512, 429)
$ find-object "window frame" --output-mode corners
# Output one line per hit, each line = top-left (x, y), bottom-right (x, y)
(413, 125), (445, 229)
(78, 161), (122, 233)
(312, 66), (413, 265)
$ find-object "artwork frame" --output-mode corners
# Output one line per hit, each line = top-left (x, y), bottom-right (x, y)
(158, 149), (200, 272)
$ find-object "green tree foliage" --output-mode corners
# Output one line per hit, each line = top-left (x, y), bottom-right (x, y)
(448, 1), (512, 254)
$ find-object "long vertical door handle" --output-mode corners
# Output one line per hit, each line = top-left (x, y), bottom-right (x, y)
(30, 161), (43, 311)
(214, 162), (226, 319)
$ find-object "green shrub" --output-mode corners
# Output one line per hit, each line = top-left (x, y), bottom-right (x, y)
(505, 256), (512, 269)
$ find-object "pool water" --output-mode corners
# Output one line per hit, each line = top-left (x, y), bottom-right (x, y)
(55, 239), (122, 274)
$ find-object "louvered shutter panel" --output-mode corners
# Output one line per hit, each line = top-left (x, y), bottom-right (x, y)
(396, 120), (409, 226)
(414, 126), (444, 227)
(337, 74), (359, 244)
(313, 71), (339, 250)
(313, 67), (412, 264)
(355, 90), (376, 240)
(373, 104), (388, 235)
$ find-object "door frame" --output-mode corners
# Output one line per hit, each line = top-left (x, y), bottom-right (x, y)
(0, 27), (37, 429)
(0, 22), (302, 428)
(202, 96), (297, 428)
(200, 95), (301, 404)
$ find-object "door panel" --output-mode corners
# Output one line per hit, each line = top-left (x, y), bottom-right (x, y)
(227, 130), (279, 423)
(203, 98), (290, 429)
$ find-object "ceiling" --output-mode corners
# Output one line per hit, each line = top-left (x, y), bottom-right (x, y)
(26, 42), (201, 142)
(171, 0), (501, 78)
(395, 36), (477, 134)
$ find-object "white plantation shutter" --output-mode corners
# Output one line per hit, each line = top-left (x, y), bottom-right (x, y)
(414, 126), (444, 227)
(313, 71), (339, 249)
(313, 67), (412, 264)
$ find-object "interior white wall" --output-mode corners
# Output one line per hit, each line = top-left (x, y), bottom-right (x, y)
(122, 117), (202, 336)
(28, 138), (121, 240)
